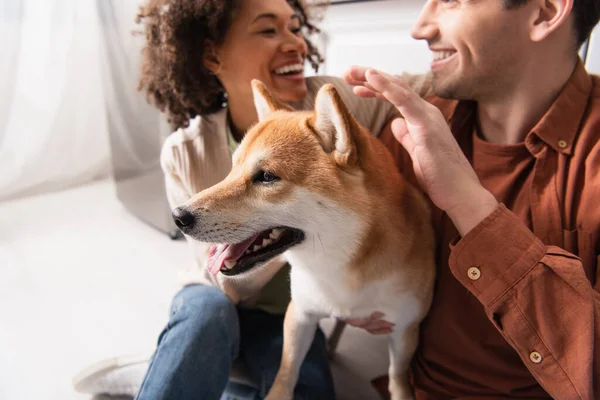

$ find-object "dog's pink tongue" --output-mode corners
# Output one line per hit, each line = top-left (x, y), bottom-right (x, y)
(206, 234), (260, 276)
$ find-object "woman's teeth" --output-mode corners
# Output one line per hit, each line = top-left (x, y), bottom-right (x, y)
(433, 51), (456, 62)
(274, 64), (304, 75)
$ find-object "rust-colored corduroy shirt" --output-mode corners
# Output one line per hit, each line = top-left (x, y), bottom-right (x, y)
(381, 60), (600, 399)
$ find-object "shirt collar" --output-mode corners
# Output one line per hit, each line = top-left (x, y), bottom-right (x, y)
(530, 58), (592, 155)
(446, 58), (593, 156)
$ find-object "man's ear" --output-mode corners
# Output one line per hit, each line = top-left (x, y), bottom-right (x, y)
(313, 84), (358, 166)
(203, 40), (222, 74)
(529, 0), (574, 43)
(251, 79), (293, 122)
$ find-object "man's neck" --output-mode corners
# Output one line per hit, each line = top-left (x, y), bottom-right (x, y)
(476, 56), (578, 145)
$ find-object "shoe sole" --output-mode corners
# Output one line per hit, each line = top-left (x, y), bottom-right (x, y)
(72, 354), (151, 393)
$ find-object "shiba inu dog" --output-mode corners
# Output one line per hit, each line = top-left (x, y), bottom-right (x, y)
(172, 80), (435, 400)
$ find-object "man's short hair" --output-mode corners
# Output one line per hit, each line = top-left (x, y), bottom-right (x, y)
(504, 0), (600, 47)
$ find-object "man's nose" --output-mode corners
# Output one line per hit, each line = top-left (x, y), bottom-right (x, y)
(411, 1), (438, 41)
(172, 206), (195, 231)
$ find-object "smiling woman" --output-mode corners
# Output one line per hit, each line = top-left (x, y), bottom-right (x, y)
(136, 0), (323, 133)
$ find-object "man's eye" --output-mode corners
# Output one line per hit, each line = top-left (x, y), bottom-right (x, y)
(259, 29), (277, 35)
(253, 170), (280, 184)
(291, 27), (302, 35)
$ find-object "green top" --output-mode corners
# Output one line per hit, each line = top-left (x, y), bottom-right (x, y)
(226, 122), (291, 315)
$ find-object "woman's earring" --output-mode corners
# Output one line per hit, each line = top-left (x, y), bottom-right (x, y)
(221, 92), (228, 108)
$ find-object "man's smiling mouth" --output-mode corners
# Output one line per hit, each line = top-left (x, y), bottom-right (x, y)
(432, 50), (457, 62)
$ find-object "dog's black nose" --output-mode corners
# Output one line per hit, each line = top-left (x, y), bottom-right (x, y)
(172, 207), (195, 231)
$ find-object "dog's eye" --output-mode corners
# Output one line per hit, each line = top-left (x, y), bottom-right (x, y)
(253, 170), (280, 184)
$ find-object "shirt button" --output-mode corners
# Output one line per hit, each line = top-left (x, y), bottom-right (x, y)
(558, 140), (568, 149)
(467, 266), (481, 281)
(529, 351), (543, 364)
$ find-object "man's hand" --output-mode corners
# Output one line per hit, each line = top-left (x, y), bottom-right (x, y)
(344, 312), (395, 335)
(343, 66), (498, 236)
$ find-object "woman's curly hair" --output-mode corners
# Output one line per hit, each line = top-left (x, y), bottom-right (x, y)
(136, 0), (325, 129)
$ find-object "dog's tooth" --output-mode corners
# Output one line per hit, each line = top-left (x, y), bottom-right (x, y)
(262, 238), (272, 247)
(253, 245), (261, 252)
(270, 229), (282, 239)
(224, 260), (237, 269)
(245, 250), (251, 255)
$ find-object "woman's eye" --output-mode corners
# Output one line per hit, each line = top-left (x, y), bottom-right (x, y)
(259, 28), (277, 36)
(291, 27), (302, 35)
(253, 170), (280, 184)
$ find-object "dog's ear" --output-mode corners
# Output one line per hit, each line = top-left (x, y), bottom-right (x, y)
(252, 79), (293, 122)
(313, 84), (358, 166)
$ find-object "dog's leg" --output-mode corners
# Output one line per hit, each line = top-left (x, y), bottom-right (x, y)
(387, 322), (420, 400)
(265, 301), (319, 400)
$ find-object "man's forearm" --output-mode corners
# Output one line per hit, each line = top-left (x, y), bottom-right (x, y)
(448, 205), (599, 398)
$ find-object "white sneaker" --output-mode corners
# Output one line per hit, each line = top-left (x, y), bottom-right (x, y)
(72, 354), (151, 397)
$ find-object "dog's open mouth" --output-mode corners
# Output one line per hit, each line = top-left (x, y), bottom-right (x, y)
(207, 227), (305, 276)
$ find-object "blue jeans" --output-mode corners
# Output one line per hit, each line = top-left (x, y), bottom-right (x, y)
(135, 284), (335, 400)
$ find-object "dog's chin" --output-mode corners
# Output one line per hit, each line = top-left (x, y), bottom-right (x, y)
(220, 227), (305, 276)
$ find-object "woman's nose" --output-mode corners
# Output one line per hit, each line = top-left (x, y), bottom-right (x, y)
(281, 31), (307, 55)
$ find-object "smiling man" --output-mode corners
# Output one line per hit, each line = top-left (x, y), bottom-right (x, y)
(344, 0), (600, 398)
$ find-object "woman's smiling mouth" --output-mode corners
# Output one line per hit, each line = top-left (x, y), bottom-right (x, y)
(273, 62), (305, 80)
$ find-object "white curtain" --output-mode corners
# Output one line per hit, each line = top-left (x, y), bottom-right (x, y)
(0, 0), (167, 203)
(0, 0), (112, 202)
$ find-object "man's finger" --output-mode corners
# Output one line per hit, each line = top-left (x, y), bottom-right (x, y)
(365, 69), (429, 125)
(353, 86), (380, 99)
(343, 65), (370, 83)
(345, 77), (367, 87)
(391, 118), (415, 155)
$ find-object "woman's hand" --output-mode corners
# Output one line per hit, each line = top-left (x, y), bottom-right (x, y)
(344, 312), (396, 335)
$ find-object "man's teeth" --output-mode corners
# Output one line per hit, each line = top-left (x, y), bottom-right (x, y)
(433, 51), (455, 62)
(274, 64), (304, 75)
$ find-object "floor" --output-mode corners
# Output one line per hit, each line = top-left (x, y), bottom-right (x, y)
(0, 179), (389, 400)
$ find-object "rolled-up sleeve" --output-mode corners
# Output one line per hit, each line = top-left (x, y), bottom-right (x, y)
(449, 204), (600, 399)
